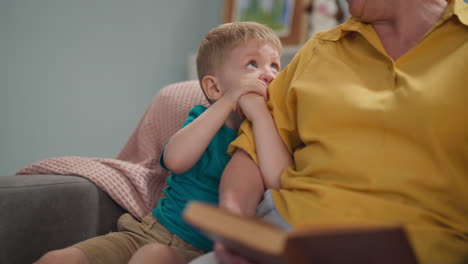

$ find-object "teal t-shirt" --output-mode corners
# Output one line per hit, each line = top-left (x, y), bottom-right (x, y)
(153, 105), (237, 252)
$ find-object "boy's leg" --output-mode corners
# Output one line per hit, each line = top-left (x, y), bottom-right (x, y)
(34, 246), (89, 264)
(34, 213), (147, 264)
(189, 252), (219, 264)
(129, 244), (187, 264)
(36, 213), (205, 264)
(34, 213), (175, 264)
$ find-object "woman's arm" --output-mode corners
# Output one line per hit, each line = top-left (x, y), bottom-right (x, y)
(219, 148), (265, 215)
(215, 148), (265, 264)
(238, 93), (294, 189)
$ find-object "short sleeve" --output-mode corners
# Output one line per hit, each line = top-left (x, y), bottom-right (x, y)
(227, 120), (258, 163)
(182, 105), (207, 128)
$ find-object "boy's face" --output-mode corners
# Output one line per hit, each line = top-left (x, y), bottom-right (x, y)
(216, 39), (281, 94)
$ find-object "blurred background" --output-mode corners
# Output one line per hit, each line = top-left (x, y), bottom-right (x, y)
(0, 0), (348, 176)
(1, 0), (223, 175)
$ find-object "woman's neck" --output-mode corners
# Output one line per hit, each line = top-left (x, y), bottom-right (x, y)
(372, 0), (447, 60)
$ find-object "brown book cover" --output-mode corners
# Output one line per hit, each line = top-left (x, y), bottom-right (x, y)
(183, 201), (420, 264)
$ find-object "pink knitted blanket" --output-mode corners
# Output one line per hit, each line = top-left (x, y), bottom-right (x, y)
(17, 80), (208, 220)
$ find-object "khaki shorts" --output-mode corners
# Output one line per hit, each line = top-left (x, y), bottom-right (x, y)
(74, 213), (205, 264)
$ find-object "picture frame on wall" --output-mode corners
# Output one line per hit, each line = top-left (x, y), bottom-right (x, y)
(223, 0), (309, 46)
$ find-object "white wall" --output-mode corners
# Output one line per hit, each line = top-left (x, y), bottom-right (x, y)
(0, 0), (222, 175)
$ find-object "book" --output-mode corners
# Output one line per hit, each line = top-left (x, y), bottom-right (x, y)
(183, 201), (420, 264)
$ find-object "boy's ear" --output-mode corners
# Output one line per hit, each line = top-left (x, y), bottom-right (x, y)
(201, 75), (222, 101)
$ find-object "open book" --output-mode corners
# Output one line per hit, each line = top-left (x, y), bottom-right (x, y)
(183, 201), (419, 264)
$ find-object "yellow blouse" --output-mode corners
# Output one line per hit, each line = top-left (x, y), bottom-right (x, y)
(229, 0), (468, 262)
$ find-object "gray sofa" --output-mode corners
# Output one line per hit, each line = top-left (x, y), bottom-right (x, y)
(0, 174), (126, 264)
(0, 80), (209, 264)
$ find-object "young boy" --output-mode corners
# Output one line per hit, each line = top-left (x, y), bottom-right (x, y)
(35, 22), (292, 264)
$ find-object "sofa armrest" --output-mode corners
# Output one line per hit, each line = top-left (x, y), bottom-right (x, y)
(0, 174), (126, 264)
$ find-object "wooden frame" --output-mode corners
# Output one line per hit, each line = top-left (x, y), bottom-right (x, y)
(223, 0), (309, 46)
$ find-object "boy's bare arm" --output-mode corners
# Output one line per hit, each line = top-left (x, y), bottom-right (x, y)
(238, 93), (294, 189)
(163, 96), (234, 174)
(164, 78), (268, 174)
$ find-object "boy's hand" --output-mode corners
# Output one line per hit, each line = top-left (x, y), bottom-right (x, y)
(238, 93), (270, 122)
(222, 76), (268, 112)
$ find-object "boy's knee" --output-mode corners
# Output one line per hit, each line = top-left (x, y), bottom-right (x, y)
(130, 243), (169, 259)
(34, 247), (89, 264)
(142, 243), (168, 251)
(130, 243), (185, 264)
(34, 250), (62, 264)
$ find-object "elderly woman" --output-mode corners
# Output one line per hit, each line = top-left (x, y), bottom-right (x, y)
(204, 0), (468, 263)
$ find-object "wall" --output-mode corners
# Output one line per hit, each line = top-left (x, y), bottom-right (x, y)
(0, 0), (222, 175)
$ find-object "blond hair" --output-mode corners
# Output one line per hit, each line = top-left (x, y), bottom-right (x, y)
(196, 22), (282, 87)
